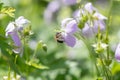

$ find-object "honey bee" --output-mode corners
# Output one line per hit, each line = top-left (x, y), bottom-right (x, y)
(55, 32), (64, 43)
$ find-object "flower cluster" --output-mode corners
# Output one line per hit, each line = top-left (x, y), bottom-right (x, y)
(56, 2), (107, 47)
(5, 16), (30, 54)
(74, 3), (107, 37)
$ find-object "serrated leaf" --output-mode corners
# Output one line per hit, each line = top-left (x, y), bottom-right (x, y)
(1, 7), (15, 17)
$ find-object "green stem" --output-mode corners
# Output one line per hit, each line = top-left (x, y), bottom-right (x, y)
(99, 54), (110, 80)
(23, 37), (29, 78)
(106, 0), (113, 60)
(8, 66), (11, 80)
(32, 41), (42, 60)
(14, 55), (18, 79)
(24, 38), (28, 61)
(87, 42), (100, 77)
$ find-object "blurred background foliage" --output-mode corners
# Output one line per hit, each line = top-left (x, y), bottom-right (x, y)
(0, 0), (120, 80)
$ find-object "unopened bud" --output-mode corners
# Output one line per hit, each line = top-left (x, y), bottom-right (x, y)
(42, 44), (47, 52)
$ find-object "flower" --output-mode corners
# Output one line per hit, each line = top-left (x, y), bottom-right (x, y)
(82, 18), (106, 38)
(84, 2), (96, 14)
(15, 16), (30, 31)
(5, 22), (16, 37)
(115, 43), (120, 62)
(44, 0), (77, 24)
(46, 0), (60, 13)
(73, 2), (107, 38)
(59, 18), (78, 47)
(44, 0), (60, 24)
(62, 0), (77, 5)
(5, 22), (22, 53)
(5, 16), (30, 54)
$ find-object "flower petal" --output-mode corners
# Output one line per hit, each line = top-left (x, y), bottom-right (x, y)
(73, 9), (85, 22)
(5, 22), (16, 37)
(62, 0), (77, 5)
(10, 32), (22, 53)
(93, 12), (107, 20)
(82, 23), (94, 37)
(44, 9), (53, 24)
(15, 16), (30, 31)
(10, 32), (21, 47)
(84, 2), (96, 14)
(61, 18), (73, 28)
(115, 43), (120, 62)
(65, 20), (78, 34)
(64, 33), (76, 47)
(93, 20), (105, 33)
(47, 0), (60, 13)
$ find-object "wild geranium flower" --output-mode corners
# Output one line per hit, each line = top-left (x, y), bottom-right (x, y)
(62, 0), (77, 5)
(6, 22), (22, 53)
(82, 18), (106, 37)
(73, 2), (107, 38)
(5, 16), (30, 53)
(56, 18), (78, 47)
(115, 43), (120, 62)
(46, 0), (60, 13)
(84, 2), (96, 14)
(44, 0), (60, 24)
(44, 0), (77, 24)
(15, 16), (30, 31)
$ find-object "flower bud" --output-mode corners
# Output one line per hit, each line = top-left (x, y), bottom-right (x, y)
(42, 44), (47, 52)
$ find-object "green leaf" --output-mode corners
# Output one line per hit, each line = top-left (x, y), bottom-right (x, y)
(1, 7), (15, 17)
(31, 63), (48, 69)
(112, 1), (120, 15)
(0, 3), (3, 10)
(26, 59), (49, 69)
(112, 62), (120, 75)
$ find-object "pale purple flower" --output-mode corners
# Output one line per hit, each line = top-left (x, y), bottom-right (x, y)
(82, 23), (94, 37)
(75, 3), (107, 37)
(5, 22), (22, 53)
(93, 12), (107, 20)
(61, 18), (78, 47)
(115, 43), (120, 62)
(46, 0), (60, 13)
(73, 9), (85, 22)
(82, 19), (106, 38)
(62, 0), (77, 5)
(84, 2), (96, 14)
(93, 20), (106, 33)
(44, 9), (53, 24)
(5, 16), (30, 53)
(10, 32), (22, 53)
(61, 18), (73, 27)
(44, 0), (77, 24)
(15, 16), (30, 31)
(5, 22), (16, 37)
(44, 0), (60, 24)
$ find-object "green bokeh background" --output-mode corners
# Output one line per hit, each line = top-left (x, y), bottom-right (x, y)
(0, 0), (120, 80)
